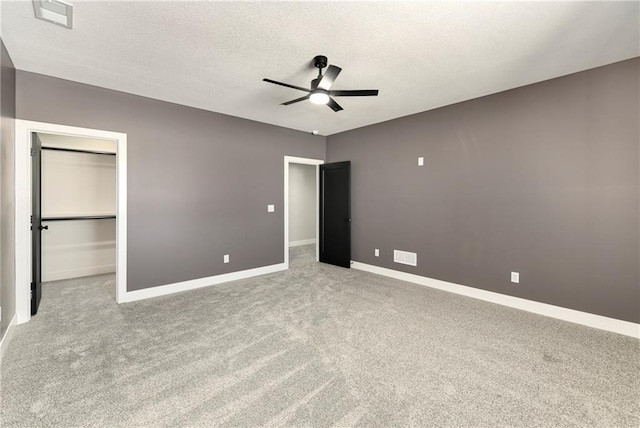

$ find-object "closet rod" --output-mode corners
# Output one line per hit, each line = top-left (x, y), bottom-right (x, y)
(42, 215), (116, 222)
(41, 146), (116, 156)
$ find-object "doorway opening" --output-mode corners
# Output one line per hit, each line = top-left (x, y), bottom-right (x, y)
(283, 156), (323, 269)
(15, 120), (127, 324)
(32, 133), (117, 315)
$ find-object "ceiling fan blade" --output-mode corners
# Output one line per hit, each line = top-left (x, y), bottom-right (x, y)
(281, 95), (310, 105)
(263, 78), (310, 92)
(327, 97), (343, 112)
(318, 65), (342, 90)
(330, 89), (379, 97)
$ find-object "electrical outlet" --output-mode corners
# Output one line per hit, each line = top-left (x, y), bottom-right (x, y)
(374, 249), (380, 257)
(511, 272), (519, 284)
(224, 254), (230, 264)
(418, 157), (424, 166)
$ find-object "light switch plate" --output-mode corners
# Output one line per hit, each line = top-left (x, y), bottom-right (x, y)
(418, 157), (424, 166)
(267, 204), (275, 212)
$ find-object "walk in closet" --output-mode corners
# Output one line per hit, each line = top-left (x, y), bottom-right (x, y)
(38, 133), (116, 282)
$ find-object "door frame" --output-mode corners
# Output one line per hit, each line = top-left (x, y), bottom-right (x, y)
(283, 156), (324, 269)
(15, 120), (127, 324)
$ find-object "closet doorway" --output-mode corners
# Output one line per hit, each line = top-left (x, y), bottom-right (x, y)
(283, 156), (323, 268)
(15, 120), (127, 324)
(31, 133), (117, 315)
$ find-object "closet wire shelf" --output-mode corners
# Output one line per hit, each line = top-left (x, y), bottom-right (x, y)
(41, 145), (116, 223)
(41, 146), (116, 156)
(42, 215), (116, 222)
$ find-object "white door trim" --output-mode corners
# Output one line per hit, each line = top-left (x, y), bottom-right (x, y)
(15, 120), (127, 324)
(284, 156), (324, 269)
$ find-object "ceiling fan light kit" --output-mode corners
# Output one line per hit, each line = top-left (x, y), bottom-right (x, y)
(263, 55), (379, 112)
(309, 90), (330, 105)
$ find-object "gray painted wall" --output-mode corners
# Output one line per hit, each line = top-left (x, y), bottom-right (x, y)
(16, 72), (326, 291)
(327, 58), (639, 323)
(1, 40), (16, 336)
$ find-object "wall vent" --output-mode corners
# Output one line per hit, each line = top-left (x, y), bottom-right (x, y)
(393, 250), (417, 266)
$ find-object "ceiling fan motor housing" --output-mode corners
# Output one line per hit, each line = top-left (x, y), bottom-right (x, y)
(313, 55), (328, 69)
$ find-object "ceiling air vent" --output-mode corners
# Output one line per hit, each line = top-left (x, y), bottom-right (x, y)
(33, 0), (73, 29)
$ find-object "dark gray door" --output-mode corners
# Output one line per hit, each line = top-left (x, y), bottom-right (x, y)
(319, 161), (351, 268)
(31, 133), (44, 315)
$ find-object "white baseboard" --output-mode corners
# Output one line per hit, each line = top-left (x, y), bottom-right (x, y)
(0, 314), (17, 360)
(120, 263), (287, 303)
(351, 261), (640, 339)
(44, 264), (116, 282)
(289, 239), (316, 247)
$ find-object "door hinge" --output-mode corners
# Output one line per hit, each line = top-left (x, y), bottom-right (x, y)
(30, 148), (36, 156)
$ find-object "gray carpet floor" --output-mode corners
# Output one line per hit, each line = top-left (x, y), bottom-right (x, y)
(1, 245), (638, 427)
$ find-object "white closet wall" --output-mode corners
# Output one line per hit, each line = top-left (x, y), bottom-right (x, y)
(42, 150), (116, 216)
(41, 220), (116, 281)
(39, 134), (116, 282)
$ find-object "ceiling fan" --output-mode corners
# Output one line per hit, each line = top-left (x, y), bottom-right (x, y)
(263, 55), (379, 112)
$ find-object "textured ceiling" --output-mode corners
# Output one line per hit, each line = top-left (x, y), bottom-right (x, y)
(3, 1), (638, 136)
